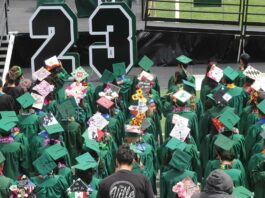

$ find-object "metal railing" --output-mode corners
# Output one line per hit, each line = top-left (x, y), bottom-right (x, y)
(0, 0), (9, 46)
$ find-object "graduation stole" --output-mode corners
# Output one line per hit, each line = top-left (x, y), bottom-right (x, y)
(227, 83), (235, 89)
(220, 161), (232, 170)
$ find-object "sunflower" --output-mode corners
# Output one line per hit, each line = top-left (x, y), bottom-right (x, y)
(136, 89), (143, 95)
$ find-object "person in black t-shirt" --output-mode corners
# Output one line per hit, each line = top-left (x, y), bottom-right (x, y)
(0, 79), (15, 111)
(97, 144), (154, 198)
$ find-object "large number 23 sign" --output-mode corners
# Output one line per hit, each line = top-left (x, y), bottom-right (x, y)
(29, 3), (136, 76)
(29, 4), (79, 73)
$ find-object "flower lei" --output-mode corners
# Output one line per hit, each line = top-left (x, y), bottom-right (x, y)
(212, 118), (224, 133)
(0, 136), (14, 143)
(172, 106), (190, 113)
(43, 138), (60, 145)
(11, 127), (20, 138)
(130, 113), (145, 126)
(227, 83), (235, 89)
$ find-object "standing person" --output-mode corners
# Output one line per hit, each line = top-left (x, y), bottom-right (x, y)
(235, 53), (251, 87)
(97, 144), (154, 198)
(0, 79), (15, 111)
(0, 151), (13, 197)
(191, 169), (236, 198)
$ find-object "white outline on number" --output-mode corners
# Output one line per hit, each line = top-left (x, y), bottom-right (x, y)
(88, 4), (134, 78)
(29, 6), (75, 74)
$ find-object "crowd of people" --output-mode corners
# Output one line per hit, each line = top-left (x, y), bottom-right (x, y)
(0, 53), (262, 197)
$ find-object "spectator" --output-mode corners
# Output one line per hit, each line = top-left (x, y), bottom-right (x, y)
(0, 79), (15, 111)
(97, 144), (154, 198)
(191, 169), (236, 198)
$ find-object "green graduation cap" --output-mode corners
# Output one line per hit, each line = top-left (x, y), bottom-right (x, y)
(16, 92), (36, 109)
(169, 148), (192, 171)
(223, 66), (239, 81)
(176, 55), (192, 65)
(83, 138), (100, 154)
(112, 62), (126, 77)
(45, 144), (68, 161)
(206, 93), (215, 103)
(0, 119), (16, 134)
(44, 123), (64, 135)
(100, 70), (115, 83)
(232, 186), (253, 198)
(214, 134), (235, 151)
(0, 111), (18, 122)
(57, 98), (77, 119)
(182, 80), (196, 94)
(33, 153), (57, 176)
(138, 56), (154, 71)
(0, 151), (5, 164)
(257, 99), (265, 114)
(75, 152), (96, 164)
(166, 137), (187, 151)
(218, 108), (240, 130)
(72, 161), (98, 171)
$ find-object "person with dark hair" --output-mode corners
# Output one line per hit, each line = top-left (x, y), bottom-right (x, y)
(235, 53), (251, 87)
(97, 144), (154, 198)
(0, 79), (15, 111)
(192, 169), (236, 198)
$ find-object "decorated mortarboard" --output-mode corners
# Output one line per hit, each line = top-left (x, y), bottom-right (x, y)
(45, 144), (68, 161)
(232, 186), (253, 198)
(112, 62), (126, 77)
(31, 93), (45, 110)
(82, 125), (104, 142)
(16, 92), (36, 109)
(125, 125), (142, 134)
(96, 97), (114, 110)
(71, 66), (89, 82)
(169, 148), (192, 171)
(57, 97), (77, 119)
(223, 66), (239, 81)
(138, 56), (154, 71)
(100, 70), (115, 83)
(173, 89), (192, 104)
(0, 111), (18, 122)
(138, 70), (154, 82)
(32, 80), (55, 97)
(172, 176), (200, 197)
(0, 151), (5, 164)
(140, 118), (151, 131)
(44, 123), (64, 135)
(176, 55), (192, 65)
(207, 64), (223, 83)
(87, 113), (109, 130)
(33, 67), (51, 81)
(83, 138), (100, 154)
(39, 112), (58, 127)
(166, 137), (187, 151)
(68, 178), (88, 193)
(75, 152), (96, 164)
(243, 65), (262, 80)
(218, 108), (240, 130)
(45, 56), (60, 71)
(170, 123), (190, 142)
(214, 134), (235, 151)
(65, 82), (87, 104)
(33, 153), (57, 176)
(130, 143), (151, 155)
(257, 99), (265, 114)
(213, 88), (232, 106)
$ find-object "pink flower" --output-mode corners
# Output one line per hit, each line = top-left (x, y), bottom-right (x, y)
(172, 182), (188, 198)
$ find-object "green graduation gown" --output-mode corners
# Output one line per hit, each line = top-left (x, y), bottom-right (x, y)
(58, 166), (73, 186)
(204, 159), (247, 187)
(61, 121), (83, 165)
(0, 175), (13, 197)
(160, 167), (197, 198)
(225, 86), (247, 116)
(33, 175), (69, 198)
(239, 105), (259, 136)
(18, 114), (40, 142)
(235, 68), (246, 87)
(0, 141), (27, 180)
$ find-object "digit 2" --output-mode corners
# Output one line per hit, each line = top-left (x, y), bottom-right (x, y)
(29, 4), (79, 73)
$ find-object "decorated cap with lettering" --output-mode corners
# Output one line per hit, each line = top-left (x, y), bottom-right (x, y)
(71, 66), (89, 82)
